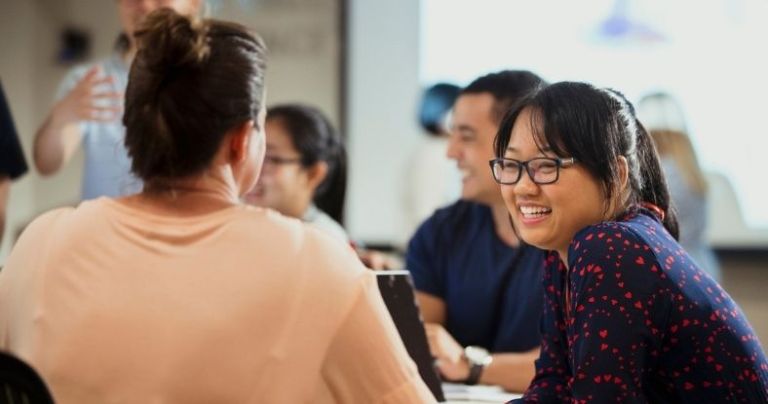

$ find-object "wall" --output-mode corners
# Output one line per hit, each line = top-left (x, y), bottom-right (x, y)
(345, 0), (422, 247)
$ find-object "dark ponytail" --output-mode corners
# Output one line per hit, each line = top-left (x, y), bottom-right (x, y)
(267, 105), (347, 224)
(633, 119), (679, 239)
(314, 146), (347, 225)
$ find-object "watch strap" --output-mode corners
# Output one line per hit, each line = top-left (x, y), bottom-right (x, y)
(465, 362), (485, 385)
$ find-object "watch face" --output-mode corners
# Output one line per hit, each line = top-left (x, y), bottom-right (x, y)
(464, 346), (491, 365)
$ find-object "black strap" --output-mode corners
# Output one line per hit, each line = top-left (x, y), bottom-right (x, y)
(487, 241), (529, 350)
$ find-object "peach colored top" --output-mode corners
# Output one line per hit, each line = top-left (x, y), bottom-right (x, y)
(0, 198), (435, 404)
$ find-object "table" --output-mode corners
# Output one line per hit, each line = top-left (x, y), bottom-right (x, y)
(442, 382), (522, 403)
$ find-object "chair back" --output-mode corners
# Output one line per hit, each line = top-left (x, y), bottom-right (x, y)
(0, 351), (54, 404)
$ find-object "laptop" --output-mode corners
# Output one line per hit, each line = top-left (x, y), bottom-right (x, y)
(375, 270), (445, 402)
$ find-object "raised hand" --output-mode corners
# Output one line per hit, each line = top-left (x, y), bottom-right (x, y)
(52, 65), (123, 125)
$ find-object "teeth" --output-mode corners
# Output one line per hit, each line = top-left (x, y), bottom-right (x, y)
(520, 206), (551, 217)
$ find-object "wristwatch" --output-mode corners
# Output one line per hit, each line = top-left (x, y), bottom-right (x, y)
(463, 345), (493, 385)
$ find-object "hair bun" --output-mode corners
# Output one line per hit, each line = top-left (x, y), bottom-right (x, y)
(134, 8), (209, 75)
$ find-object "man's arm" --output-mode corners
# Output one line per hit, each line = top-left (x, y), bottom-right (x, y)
(418, 287), (539, 392)
(423, 319), (538, 392)
(415, 290), (446, 325)
(480, 349), (539, 392)
(33, 66), (121, 175)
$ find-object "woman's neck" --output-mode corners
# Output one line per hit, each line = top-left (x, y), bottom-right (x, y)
(490, 203), (520, 247)
(120, 169), (243, 217)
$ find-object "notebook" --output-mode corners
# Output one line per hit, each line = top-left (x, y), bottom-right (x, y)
(375, 270), (445, 402)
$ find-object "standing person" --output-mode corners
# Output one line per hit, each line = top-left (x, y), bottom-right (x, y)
(403, 82), (461, 240)
(406, 70), (547, 391)
(650, 128), (721, 281)
(243, 104), (348, 242)
(0, 9), (435, 404)
(33, 0), (202, 200)
(638, 92), (721, 281)
(0, 80), (28, 246)
(494, 81), (768, 402)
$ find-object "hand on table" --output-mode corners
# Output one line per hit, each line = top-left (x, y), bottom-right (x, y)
(424, 322), (470, 382)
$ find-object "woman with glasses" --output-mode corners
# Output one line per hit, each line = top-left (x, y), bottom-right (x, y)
(243, 104), (348, 242)
(0, 9), (434, 403)
(491, 81), (768, 402)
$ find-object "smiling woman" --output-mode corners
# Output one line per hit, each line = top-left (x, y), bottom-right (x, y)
(495, 81), (768, 403)
(243, 104), (348, 242)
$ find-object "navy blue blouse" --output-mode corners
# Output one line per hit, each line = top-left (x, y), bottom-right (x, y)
(515, 208), (768, 403)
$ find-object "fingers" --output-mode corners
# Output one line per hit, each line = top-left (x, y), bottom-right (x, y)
(71, 102), (122, 122)
(83, 106), (123, 122)
(74, 67), (122, 100)
(424, 323), (449, 359)
(69, 68), (123, 121)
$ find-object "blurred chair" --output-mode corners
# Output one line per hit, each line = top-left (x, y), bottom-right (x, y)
(0, 351), (54, 404)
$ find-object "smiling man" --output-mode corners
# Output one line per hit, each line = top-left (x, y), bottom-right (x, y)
(405, 70), (547, 392)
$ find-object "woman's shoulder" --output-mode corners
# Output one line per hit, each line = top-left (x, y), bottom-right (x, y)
(570, 212), (672, 270)
(235, 206), (365, 277)
(571, 219), (639, 246)
(17, 206), (76, 241)
(568, 213), (662, 266)
(571, 211), (663, 247)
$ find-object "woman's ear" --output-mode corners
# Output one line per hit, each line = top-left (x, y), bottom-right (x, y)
(229, 120), (256, 164)
(305, 161), (329, 192)
(617, 155), (630, 192)
(605, 156), (631, 219)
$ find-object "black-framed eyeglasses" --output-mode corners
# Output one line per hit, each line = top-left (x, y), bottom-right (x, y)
(489, 157), (576, 185)
(263, 155), (302, 166)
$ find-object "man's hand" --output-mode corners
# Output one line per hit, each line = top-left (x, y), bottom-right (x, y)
(424, 322), (470, 382)
(52, 66), (122, 125)
(356, 249), (401, 270)
(34, 66), (123, 175)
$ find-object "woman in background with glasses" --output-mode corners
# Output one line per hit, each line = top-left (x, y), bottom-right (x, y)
(243, 104), (348, 242)
(491, 81), (768, 402)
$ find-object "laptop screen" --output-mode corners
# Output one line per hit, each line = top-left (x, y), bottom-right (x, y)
(375, 270), (445, 402)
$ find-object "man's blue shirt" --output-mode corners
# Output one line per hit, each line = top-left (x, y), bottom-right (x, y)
(406, 200), (545, 352)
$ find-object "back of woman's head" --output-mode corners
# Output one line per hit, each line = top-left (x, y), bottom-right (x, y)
(495, 81), (679, 239)
(267, 104), (347, 224)
(123, 8), (267, 185)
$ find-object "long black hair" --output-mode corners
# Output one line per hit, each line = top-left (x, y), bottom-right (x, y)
(267, 104), (347, 225)
(494, 81), (679, 239)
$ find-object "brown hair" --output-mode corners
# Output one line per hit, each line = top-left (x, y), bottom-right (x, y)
(650, 129), (708, 196)
(123, 8), (267, 186)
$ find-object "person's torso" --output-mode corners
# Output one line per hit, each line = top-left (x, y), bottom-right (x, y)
(1, 199), (363, 403)
(427, 201), (544, 351)
(549, 210), (768, 401)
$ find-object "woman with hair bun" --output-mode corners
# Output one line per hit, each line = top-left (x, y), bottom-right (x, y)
(492, 82), (768, 402)
(0, 9), (434, 404)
